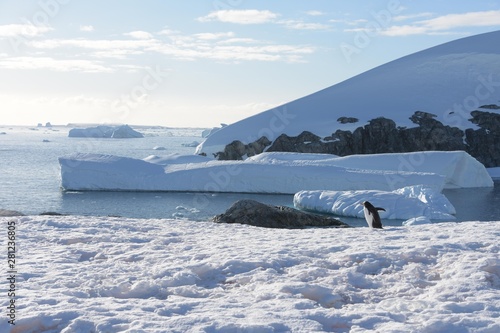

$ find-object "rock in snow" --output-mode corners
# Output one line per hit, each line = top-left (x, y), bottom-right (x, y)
(196, 31), (500, 166)
(213, 199), (349, 229)
(68, 125), (144, 138)
(59, 151), (492, 193)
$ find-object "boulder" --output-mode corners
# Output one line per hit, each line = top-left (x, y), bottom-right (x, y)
(212, 199), (349, 229)
(0, 209), (24, 217)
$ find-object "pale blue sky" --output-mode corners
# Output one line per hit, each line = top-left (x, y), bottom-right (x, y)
(1, 0), (499, 127)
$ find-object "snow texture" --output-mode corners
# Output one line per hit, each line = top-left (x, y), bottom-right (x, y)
(2, 215), (499, 333)
(59, 151), (493, 193)
(294, 185), (456, 221)
(196, 31), (500, 157)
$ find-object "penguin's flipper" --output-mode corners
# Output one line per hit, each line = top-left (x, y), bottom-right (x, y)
(376, 207), (386, 211)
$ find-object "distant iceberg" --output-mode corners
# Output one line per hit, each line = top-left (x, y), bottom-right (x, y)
(59, 151), (492, 193)
(68, 125), (143, 138)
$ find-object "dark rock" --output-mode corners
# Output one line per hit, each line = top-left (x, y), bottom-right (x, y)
(337, 116), (359, 124)
(480, 104), (500, 110)
(465, 110), (500, 167)
(267, 131), (322, 154)
(39, 212), (65, 216)
(215, 136), (271, 160)
(0, 209), (24, 217)
(212, 199), (349, 229)
(214, 108), (500, 167)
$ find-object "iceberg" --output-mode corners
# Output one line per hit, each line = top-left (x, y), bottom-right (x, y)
(59, 151), (492, 193)
(294, 185), (456, 220)
(68, 125), (144, 138)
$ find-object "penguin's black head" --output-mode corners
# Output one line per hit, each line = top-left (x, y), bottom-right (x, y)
(362, 201), (374, 209)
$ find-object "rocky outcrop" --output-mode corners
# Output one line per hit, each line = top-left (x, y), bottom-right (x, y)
(267, 131), (323, 154)
(465, 110), (500, 167)
(215, 108), (500, 168)
(212, 199), (349, 229)
(215, 136), (271, 160)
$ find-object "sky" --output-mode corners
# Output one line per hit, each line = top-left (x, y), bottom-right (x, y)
(0, 0), (500, 128)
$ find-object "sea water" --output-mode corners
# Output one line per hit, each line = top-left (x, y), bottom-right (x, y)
(1, 125), (498, 226)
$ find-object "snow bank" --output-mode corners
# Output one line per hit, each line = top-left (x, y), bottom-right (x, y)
(294, 185), (456, 220)
(59, 152), (452, 193)
(68, 125), (143, 138)
(3, 215), (499, 333)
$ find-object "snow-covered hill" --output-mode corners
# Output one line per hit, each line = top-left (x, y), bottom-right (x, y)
(197, 30), (500, 158)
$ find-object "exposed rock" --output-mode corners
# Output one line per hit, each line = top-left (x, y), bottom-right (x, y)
(480, 104), (500, 110)
(212, 199), (349, 229)
(465, 110), (500, 167)
(0, 209), (24, 217)
(39, 212), (65, 216)
(216, 108), (500, 167)
(215, 136), (271, 160)
(267, 131), (322, 154)
(337, 116), (359, 124)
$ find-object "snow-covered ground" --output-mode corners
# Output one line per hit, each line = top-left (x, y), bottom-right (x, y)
(3, 216), (499, 333)
(59, 151), (493, 193)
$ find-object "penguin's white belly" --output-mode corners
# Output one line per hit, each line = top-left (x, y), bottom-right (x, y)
(363, 207), (374, 228)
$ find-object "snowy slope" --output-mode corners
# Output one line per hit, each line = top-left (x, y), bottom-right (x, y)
(3, 215), (499, 333)
(197, 30), (500, 157)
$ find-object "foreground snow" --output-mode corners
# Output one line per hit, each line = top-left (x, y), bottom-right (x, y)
(294, 185), (456, 221)
(2, 216), (499, 333)
(59, 151), (493, 193)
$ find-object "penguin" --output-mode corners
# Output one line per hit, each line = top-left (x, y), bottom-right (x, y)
(361, 201), (385, 229)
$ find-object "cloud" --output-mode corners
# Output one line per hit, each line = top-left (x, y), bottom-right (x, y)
(80, 25), (94, 32)
(381, 10), (500, 36)
(17, 26), (315, 70)
(157, 28), (180, 36)
(0, 56), (112, 72)
(306, 10), (325, 16)
(124, 31), (154, 40)
(421, 10), (500, 30)
(194, 32), (235, 40)
(198, 9), (279, 24)
(279, 20), (331, 30)
(393, 12), (434, 22)
(0, 24), (52, 37)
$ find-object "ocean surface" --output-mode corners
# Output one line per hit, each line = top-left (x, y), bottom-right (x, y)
(1, 125), (499, 227)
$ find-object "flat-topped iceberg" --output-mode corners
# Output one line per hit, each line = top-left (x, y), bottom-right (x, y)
(294, 185), (456, 221)
(59, 151), (492, 193)
(68, 125), (144, 138)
